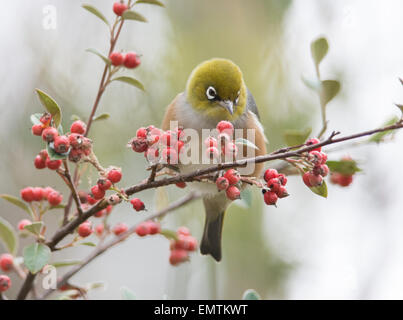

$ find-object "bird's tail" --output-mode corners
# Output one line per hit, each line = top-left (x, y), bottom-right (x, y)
(200, 195), (229, 262)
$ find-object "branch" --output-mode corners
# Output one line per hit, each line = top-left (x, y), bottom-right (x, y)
(39, 192), (201, 300)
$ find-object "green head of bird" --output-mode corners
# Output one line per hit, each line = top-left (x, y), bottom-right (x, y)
(185, 58), (247, 122)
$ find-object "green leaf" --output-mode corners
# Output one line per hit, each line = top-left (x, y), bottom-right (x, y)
(369, 116), (400, 143)
(310, 180), (328, 198)
(85, 282), (105, 291)
(301, 76), (321, 91)
(24, 222), (44, 236)
(112, 76), (145, 91)
(395, 104), (403, 115)
(242, 289), (261, 300)
(0, 217), (18, 255)
(93, 113), (110, 122)
(0, 194), (34, 219)
(136, 0), (165, 7)
(23, 243), (51, 274)
(47, 143), (68, 160)
(327, 160), (362, 175)
(30, 113), (43, 126)
(311, 37), (329, 68)
(122, 10), (148, 22)
(86, 48), (111, 66)
(234, 138), (259, 150)
(51, 260), (82, 268)
(284, 128), (312, 146)
(121, 287), (136, 300)
(81, 242), (96, 247)
(49, 204), (66, 210)
(321, 80), (341, 106)
(159, 229), (178, 241)
(35, 89), (62, 128)
(82, 4), (109, 26)
(71, 114), (81, 121)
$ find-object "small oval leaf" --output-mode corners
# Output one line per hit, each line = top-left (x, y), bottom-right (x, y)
(0, 217), (18, 255)
(159, 229), (178, 241)
(35, 89), (62, 128)
(0, 194), (34, 219)
(23, 243), (51, 274)
(122, 10), (148, 22)
(311, 37), (329, 67)
(321, 80), (341, 106)
(82, 4), (109, 26)
(24, 222), (44, 236)
(284, 128), (312, 147)
(327, 160), (362, 175)
(86, 48), (111, 66)
(234, 138), (259, 150)
(81, 242), (96, 247)
(242, 289), (261, 300)
(369, 116), (399, 143)
(136, 0), (165, 7)
(309, 180), (328, 198)
(93, 113), (110, 122)
(51, 260), (82, 268)
(112, 76), (145, 91)
(47, 143), (68, 160)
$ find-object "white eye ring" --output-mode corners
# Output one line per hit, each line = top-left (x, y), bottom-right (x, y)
(206, 86), (217, 100)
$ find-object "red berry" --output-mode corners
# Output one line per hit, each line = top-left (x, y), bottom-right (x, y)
(0, 275), (11, 292)
(109, 52), (124, 66)
(130, 198), (145, 211)
(204, 137), (218, 148)
(313, 164), (329, 177)
(21, 187), (35, 202)
(95, 224), (104, 236)
(113, 2), (128, 16)
(18, 219), (32, 231)
(174, 235), (197, 251)
(70, 120), (86, 135)
(146, 221), (161, 235)
(264, 191), (278, 206)
(48, 191), (63, 206)
(91, 185), (105, 200)
(223, 169), (240, 185)
(177, 226), (191, 236)
(131, 137), (149, 153)
(106, 205), (113, 215)
(107, 169), (122, 184)
(306, 138), (321, 152)
(46, 158), (62, 170)
(135, 222), (150, 237)
(303, 172), (323, 187)
(216, 121), (234, 135)
(87, 195), (97, 205)
(175, 182), (187, 189)
(161, 131), (175, 146)
(97, 178), (112, 191)
(123, 52), (141, 69)
(206, 147), (220, 160)
(68, 133), (83, 148)
(216, 177), (229, 191)
(276, 186), (289, 198)
(176, 140), (185, 153)
(169, 249), (188, 266)
(113, 223), (128, 236)
(78, 221), (92, 238)
(32, 124), (44, 136)
(32, 187), (44, 202)
(222, 142), (238, 158)
(42, 187), (55, 199)
(226, 185), (241, 200)
(68, 148), (83, 163)
(277, 174), (287, 186)
(303, 172), (313, 187)
(40, 113), (52, 126)
(136, 127), (148, 139)
(162, 147), (178, 164)
(264, 169), (279, 182)
(94, 209), (106, 218)
(42, 127), (58, 142)
(0, 254), (13, 272)
(34, 155), (46, 169)
(39, 149), (49, 159)
(267, 178), (281, 193)
(330, 173), (353, 187)
(308, 151), (327, 166)
(54, 135), (70, 154)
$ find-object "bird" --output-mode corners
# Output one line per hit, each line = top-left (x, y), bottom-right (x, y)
(162, 58), (267, 261)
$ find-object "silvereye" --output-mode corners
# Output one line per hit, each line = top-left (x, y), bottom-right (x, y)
(162, 58), (267, 261)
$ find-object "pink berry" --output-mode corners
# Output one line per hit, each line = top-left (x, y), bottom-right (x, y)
(146, 221), (161, 235)
(303, 172), (313, 188)
(123, 52), (141, 69)
(113, 223), (128, 236)
(313, 164), (329, 177)
(109, 52), (124, 66)
(169, 249), (188, 266)
(107, 169), (122, 184)
(264, 191), (278, 206)
(20, 187), (35, 202)
(303, 172), (323, 187)
(136, 127), (148, 139)
(204, 137), (218, 148)
(226, 185), (241, 200)
(91, 185), (105, 200)
(95, 224), (104, 236)
(34, 155), (47, 169)
(18, 219), (32, 231)
(131, 137), (148, 153)
(40, 113), (52, 126)
(69, 149), (83, 163)
(94, 209), (106, 218)
(216, 177), (229, 191)
(222, 142), (238, 158)
(162, 147), (178, 164)
(0, 275), (11, 292)
(161, 131), (175, 146)
(48, 191), (63, 206)
(46, 158), (62, 170)
(78, 221), (92, 238)
(32, 187), (44, 202)
(306, 138), (321, 152)
(42, 127), (58, 142)
(70, 120), (86, 135)
(206, 147), (220, 160)
(330, 172), (353, 187)
(68, 133), (83, 148)
(277, 174), (287, 186)
(177, 226), (191, 236)
(32, 124), (44, 136)
(267, 178), (281, 193)
(54, 135), (70, 154)
(130, 198), (145, 211)
(97, 178), (112, 191)
(216, 121), (234, 135)
(264, 169), (278, 182)
(276, 186), (289, 199)
(135, 222), (150, 237)
(0, 254), (13, 272)
(42, 187), (55, 199)
(113, 2), (128, 16)
(223, 169), (240, 185)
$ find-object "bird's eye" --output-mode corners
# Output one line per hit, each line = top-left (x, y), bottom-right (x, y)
(206, 86), (217, 100)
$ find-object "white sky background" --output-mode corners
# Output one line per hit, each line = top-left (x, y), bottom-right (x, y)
(0, 0), (403, 299)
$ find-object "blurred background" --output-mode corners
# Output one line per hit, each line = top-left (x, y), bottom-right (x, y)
(1, 0), (403, 299)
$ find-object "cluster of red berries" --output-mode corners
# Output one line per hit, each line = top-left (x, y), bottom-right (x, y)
(169, 227), (197, 266)
(0, 275), (11, 293)
(330, 172), (353, 187)
(262, 169), (289, 206)
(109, 51), (141, 69)
(113, 1), (128, 16)
(302, 138), (329, 188)
(89, 168), (123, 201)
(129, 125), (184, 165)
(20, 186), (63, 206)
(113, 222), (129, 236)
(204, 121), (238, 161)
(216, 169), (242, 201)
(135, 220), (161, 237)
(0, 254), (12, 292)
(34, 149), (62, 170)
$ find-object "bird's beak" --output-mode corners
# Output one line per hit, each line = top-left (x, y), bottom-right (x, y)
(219, 100), (234, 115)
